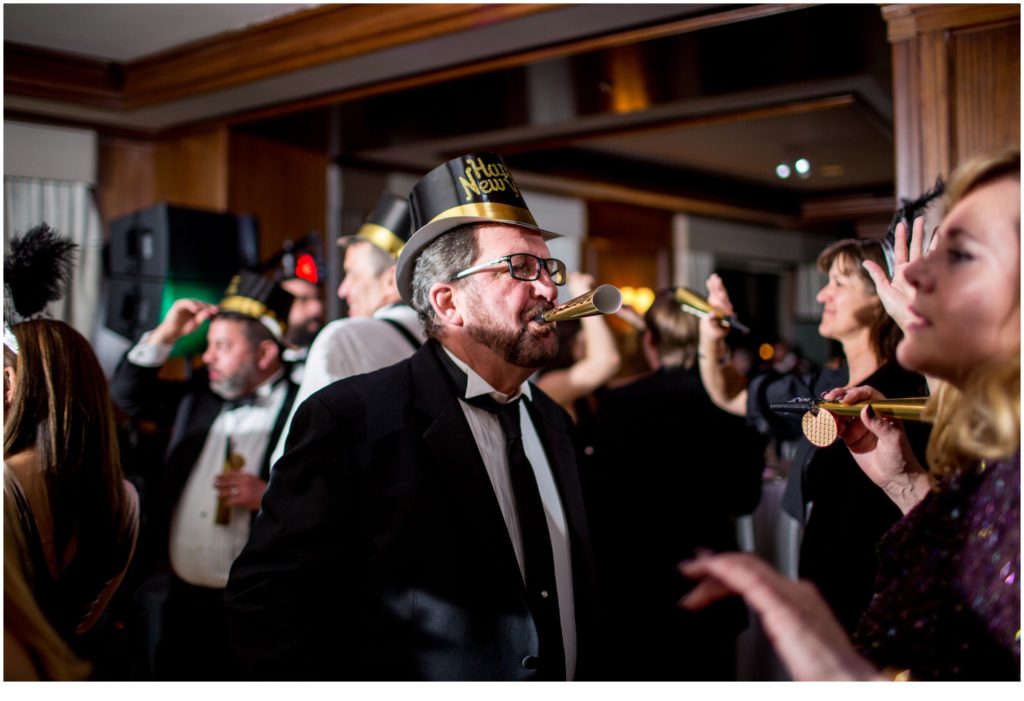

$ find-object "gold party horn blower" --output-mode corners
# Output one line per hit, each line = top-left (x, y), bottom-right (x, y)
(536, 284), (622, 323)
(770, 396), (931, 447)
(674, 287), (750, 334)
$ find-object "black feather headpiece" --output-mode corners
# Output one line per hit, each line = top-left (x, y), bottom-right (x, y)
(4, 223), (78, 322)
(880, 177), (945, 278)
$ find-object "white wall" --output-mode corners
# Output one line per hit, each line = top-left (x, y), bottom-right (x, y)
(684, 214), (825, 268)
(4, 120), (98, 184)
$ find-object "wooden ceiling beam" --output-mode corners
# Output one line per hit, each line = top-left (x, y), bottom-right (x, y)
(4, 43), (123, 110)
(122, 4), (558, 108)
(3, 4), (560, 111)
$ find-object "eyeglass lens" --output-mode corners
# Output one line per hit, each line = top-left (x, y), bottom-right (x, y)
(508, 254), (565, 285)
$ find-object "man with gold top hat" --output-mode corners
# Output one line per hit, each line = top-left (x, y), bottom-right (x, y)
(268, 191), (425, 467)
(227, 153), (600, 680)
(109, 271), (300, 680)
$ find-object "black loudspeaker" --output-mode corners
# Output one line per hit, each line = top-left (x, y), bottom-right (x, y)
(104, 203), (259, 350)
(108, 203), (253, 278)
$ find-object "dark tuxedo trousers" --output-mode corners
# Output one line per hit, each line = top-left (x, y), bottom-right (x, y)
(224, 341), (601, 680)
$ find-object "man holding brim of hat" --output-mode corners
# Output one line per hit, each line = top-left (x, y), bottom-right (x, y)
(268, 191), (425, 467)
(226, 153), (599, 680)
(109, 271), (300, 679)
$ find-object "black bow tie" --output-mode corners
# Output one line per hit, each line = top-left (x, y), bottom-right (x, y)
(221, 390), (265, 411)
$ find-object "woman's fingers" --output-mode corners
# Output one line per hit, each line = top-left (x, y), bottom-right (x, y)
(910, 215), (926, 262)
(893, 220), (908, 265)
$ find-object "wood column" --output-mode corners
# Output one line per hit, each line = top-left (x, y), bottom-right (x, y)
(884, 4), (1020, 200)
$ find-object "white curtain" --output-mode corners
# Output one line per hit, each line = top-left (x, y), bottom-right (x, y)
(3, 176), (103, 338)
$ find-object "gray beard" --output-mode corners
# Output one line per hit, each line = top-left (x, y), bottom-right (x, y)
(467, 302), (557, 369)
(209, 372), (252, 400)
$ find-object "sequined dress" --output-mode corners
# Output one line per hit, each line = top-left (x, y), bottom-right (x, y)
(854, 451), (1021, 680)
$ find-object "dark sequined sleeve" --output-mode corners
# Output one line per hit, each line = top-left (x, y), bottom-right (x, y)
(956, 452), (1021, 666)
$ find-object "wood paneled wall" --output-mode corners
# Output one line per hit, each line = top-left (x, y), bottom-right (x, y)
(228, 132), (328, 259)
(96, 137), (157, 223)
(96, 128), (326, 263)
(884, 4), (1020, 200)
(97, 128), (228, 220)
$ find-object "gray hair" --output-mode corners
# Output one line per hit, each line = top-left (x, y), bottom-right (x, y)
(410, 224), (481, 337)
(345, 238), (397, 277)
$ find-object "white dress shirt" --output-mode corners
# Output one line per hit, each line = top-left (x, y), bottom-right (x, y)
(127, 335), (288, 589)
(442, 348), (577, 680)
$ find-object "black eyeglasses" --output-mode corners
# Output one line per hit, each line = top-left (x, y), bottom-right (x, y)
(450, 253), (567, 286)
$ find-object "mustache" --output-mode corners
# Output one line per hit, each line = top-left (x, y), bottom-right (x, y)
(521, 301), (555, 326)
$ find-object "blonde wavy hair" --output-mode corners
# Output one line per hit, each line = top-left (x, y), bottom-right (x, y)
(924, 360), (1020, 479)
(921, 147), (1020, 479)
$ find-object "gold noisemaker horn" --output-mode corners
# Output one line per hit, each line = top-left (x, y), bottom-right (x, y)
(537, 284), (622, 323)
(771, 396), (930, 447)
(674, 287), (750, 334)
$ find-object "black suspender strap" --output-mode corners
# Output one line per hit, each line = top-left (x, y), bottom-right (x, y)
(382, 317), (422, 351)
(260, 379), (300, 481)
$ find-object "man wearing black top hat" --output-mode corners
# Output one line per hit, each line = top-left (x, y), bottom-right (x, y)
(268, 191), (426, 467)
(226, 153), (600, 680)
(109, 271), (300, 680)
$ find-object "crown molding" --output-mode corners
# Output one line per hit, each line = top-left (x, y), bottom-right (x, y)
(4, 4), (559, 112)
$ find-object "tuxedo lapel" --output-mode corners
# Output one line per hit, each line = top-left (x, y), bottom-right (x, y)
(411, 345), (525, 591)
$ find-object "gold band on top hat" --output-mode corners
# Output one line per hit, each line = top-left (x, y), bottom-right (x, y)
(356, 223), (406, 258)
(426, 202), (538, 230)
(219, 295), (284, 332)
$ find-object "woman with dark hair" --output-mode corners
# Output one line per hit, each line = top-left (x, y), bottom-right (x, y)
(682, 146), (1019, 681)
(698, 235), (930, 633)
(3, 319), (139, 644)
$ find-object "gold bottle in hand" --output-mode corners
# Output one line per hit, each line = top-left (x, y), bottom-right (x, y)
(216, 444), (246, 525)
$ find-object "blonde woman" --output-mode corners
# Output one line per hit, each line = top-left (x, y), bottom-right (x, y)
(681, 147), (1020, 680)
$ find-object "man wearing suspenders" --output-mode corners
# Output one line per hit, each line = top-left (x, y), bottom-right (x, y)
(269, 192), (425, 466)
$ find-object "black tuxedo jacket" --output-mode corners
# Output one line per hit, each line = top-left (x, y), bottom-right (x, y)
(109, 356), (298, 572)
(224, 341), (600, 680)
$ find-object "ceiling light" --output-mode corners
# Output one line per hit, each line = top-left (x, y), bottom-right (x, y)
(794, 158), (811, 175)
(775, 163), (792, 179)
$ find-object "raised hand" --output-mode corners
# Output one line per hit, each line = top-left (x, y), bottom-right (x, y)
(151, 298), (219, 345)
(863, 216), (926, 332)
(700, 273), (734, 347)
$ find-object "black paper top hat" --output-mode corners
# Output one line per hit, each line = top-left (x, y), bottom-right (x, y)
(277, 234), (323, 286)
(218, 270), (295, 346)
(341, 192), (412, 260)
(395, 152), (561, 304)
